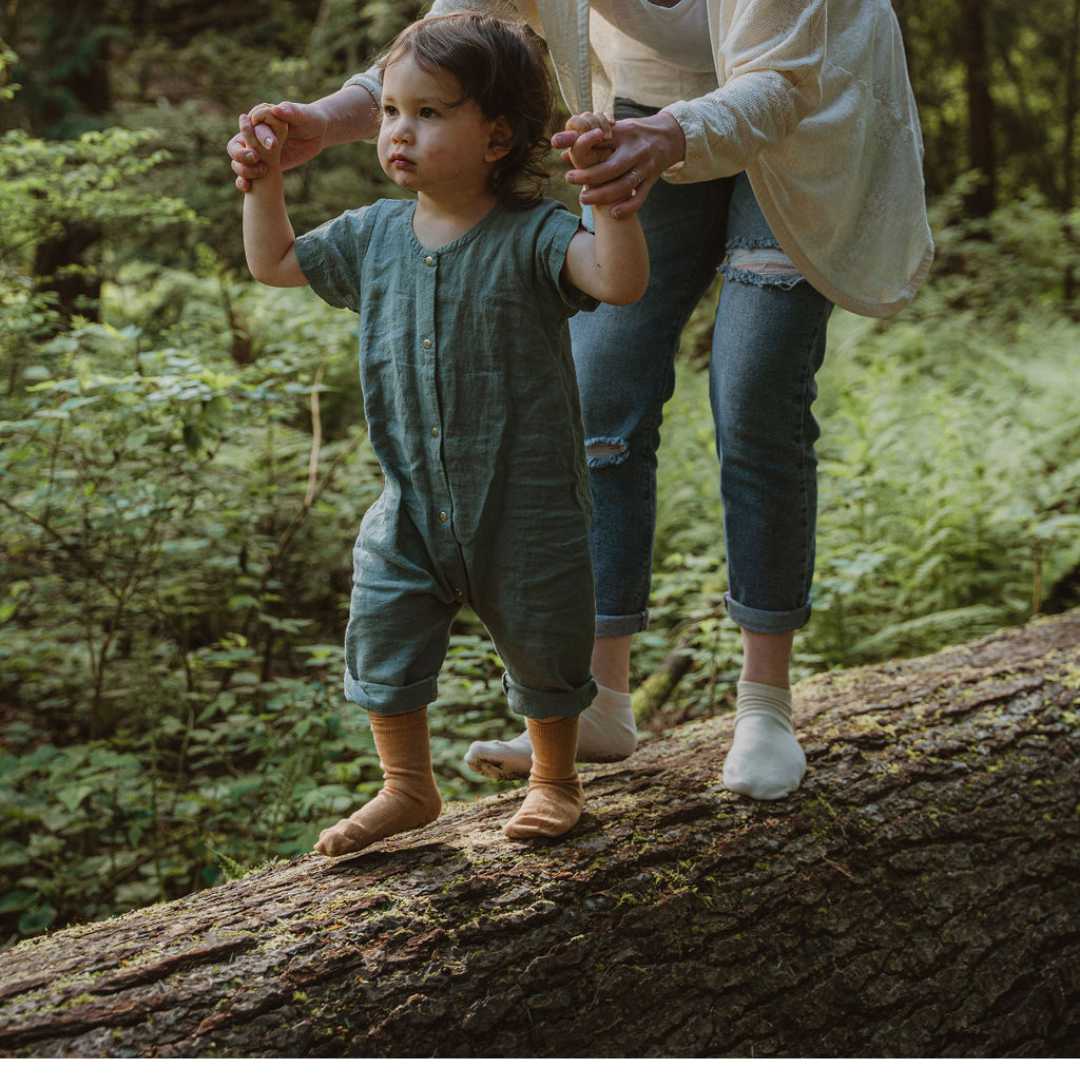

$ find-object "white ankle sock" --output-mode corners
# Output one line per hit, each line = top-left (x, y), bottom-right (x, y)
(578, 684), (637, 762)
(722, 680), (806, 800)
(464, 683), (638, 779)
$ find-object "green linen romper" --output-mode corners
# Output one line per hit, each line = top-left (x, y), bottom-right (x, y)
(294, 196), (600, 719)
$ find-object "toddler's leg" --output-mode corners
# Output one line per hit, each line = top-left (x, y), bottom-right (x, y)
(503, 715), (583, 839)
(314, 707), (442, 856)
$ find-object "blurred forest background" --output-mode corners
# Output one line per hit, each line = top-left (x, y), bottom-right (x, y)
(1, 0), (1079, 946)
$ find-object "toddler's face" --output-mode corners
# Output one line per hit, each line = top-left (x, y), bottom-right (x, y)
(378, 51), (506, 196)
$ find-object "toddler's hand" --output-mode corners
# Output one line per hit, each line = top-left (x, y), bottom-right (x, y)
(245, 103), (289, 173)
(562, 112), (614, 172)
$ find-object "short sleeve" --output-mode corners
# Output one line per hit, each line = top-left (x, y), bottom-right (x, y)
(294, 207), (372, 312)
(534, 203), (601, 315)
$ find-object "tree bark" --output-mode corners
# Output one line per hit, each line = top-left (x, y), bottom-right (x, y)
(2, 612), (1079, 1058)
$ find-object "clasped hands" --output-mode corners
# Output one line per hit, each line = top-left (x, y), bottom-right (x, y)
(557, 111), (655, 218)
(229, 100), (682, 214)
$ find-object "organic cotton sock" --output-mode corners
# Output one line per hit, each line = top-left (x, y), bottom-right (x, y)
(314, 707), (442, 856)
(464, 683), (637, 779)
(721, 680), (806, 800)
(503, 715), (584, 839)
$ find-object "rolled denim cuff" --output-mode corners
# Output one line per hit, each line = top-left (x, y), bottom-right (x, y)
(502, 672), (597, 719)
(595, 610), (650, 637)
(344, 668), (438, 714)
(723, 592), (811, 634)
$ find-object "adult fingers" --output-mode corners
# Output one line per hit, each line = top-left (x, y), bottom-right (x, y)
(567, 143), (644, 192)
(576, 157), (650, 208)
(567, 126), (613, 170)
(246, 104), (282, 149)
(574, 127), (610, 152)
(238, 111), (258, 149)
(587, 112), (612, 140)
(607, 175), (657, 218)
(253, 120), (284, 150)
(231, 156), (267, 182)
(236, 113), (272, 164)
(563, 111), (612, 141)
(578, 169), (646, 208)
(551, 130), (576, 150)
(228, 129), (257, 165)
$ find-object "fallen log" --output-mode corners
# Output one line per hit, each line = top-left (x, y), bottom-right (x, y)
(2, 611), (1079, 1057)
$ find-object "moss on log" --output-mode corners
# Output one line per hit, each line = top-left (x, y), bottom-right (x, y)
(2, 612), (1079, 1057)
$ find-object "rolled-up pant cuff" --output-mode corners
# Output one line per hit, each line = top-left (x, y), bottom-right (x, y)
(344, 669), (439, 715)
(595, 610), (649, 637)
(502, 672), (598, 718)
(724, 592), (811, 634)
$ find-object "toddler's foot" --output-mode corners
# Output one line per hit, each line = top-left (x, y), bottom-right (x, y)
(465, 684), (637, 779)
(722, 680), (806, 800)
(314, 708), (442, 857)
(314, 785), (442, 856)
(503, 715), (584, 839)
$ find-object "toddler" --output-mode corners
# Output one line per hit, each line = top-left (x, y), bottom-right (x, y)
(242, 12), (648, 855)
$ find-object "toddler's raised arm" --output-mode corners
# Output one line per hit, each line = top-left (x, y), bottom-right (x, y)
(242, 105), (309, 288)
(560, 113), (650, 306)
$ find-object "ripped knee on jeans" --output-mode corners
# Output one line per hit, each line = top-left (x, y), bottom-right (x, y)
(585, 436), (629, 469)
(721, 242), (804, 290)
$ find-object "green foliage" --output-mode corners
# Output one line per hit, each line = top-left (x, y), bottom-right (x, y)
(1, 2), (1079, 947)
(922, 174), (1080, 320)
(0, 121), (197, 353)
(0, 39), (20, 104)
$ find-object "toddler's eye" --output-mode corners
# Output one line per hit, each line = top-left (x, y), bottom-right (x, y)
(381, 105), (397, 118)
(419, 107), (439, 119)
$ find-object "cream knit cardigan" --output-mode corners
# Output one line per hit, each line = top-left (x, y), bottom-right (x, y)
(345, 0), (934, 317)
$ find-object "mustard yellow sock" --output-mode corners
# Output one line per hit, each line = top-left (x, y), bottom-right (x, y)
(503, 715), (583, 840)
(314, 707), (442, 857)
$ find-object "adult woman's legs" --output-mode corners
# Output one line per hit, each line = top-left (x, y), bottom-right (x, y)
(591, 636), (631, 692)
(569, 165), (731, 765)
(711, 172), (833, 798)
(740, 628), (795, 688)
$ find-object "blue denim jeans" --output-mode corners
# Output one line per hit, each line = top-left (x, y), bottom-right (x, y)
(571, 100), (834, 637)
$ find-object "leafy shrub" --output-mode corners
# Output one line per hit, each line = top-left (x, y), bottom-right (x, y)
(2, 101), (1077, 944)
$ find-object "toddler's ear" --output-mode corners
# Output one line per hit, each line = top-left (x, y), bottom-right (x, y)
(485, 115), (514, 163)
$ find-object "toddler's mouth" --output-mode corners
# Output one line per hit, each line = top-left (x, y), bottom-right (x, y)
(389, 155), (416, 168)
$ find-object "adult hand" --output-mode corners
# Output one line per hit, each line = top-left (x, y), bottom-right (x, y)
(228, 101), (329, 193)
(245, 104), (289, 172)
(552, 111), (686, 218)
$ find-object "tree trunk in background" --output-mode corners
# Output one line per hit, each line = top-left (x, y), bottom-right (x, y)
(31, 223), (103, 324)
(1064, 0), (1080, 308)
(1, 612), (1078, 1057)
(25, 0), (112, 324)
(963, 0), (996, 220)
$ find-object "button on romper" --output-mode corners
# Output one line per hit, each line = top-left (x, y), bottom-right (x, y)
(294, 197), (600, 720)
